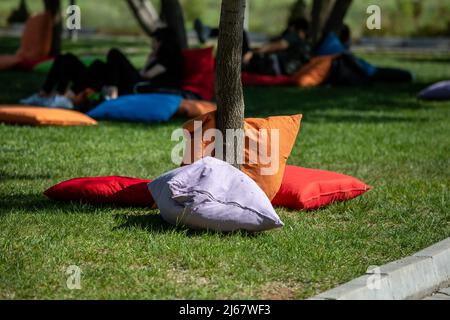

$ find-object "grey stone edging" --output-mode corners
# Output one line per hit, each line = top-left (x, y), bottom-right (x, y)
(310, 237), (450, 300)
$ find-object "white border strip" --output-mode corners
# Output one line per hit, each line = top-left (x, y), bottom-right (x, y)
(310, 237), (450, 300)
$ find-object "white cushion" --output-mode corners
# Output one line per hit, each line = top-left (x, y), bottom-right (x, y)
(149, 157), (283, 232)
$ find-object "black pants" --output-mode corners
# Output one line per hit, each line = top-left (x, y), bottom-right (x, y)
(371, 67), (413, 83)
(105, 48), (142, 95)
(42, 53), (107, 94)
(43, 51), (142, 96)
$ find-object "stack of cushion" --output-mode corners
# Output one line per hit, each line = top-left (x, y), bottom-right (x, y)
(43, 112), (371, 227)
(181, 111), (302, 200)
(45, 165), (370, 212)
(0, 106), (97, 126)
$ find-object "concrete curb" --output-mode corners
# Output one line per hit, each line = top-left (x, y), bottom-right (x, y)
(310, 237), (450, 300)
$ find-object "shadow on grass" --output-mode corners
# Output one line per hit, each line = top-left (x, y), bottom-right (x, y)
(0, 170), (52, 181)
(113, 213), (260, 238)
(244, 82), (433, 120)
(0, 194), (105, 215)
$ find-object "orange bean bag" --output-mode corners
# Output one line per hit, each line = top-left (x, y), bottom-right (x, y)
(292, 55), (336, 87)
(182, 111), (302, 200)
(176, 99), (217, 119)
(0, 12), (53, 71)
(0, 106), (97, 126)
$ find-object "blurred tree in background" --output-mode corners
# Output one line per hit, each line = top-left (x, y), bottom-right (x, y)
(0, 0), (449, 37)
(6, 0), (29, 24)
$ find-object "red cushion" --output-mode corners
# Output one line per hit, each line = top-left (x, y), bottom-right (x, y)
(272, 165), (371, 210)
(16, 56), (53, 71)
(181, 47), (215, 101)
(242, 72), (296, 86)
(44, 176), (154, 207)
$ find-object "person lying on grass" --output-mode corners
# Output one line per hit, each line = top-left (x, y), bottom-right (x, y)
(194, 17), (312, 76)
(20, 27), (183, 112)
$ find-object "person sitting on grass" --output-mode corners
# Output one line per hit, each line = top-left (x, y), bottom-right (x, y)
(20, 27), (183, 111)
(319, 24), (414, 84)
(194, 17), (312, 76)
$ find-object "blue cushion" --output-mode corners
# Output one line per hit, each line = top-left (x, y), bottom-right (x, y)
(87, 94), (182, 123)
(316, 32), (346, 56)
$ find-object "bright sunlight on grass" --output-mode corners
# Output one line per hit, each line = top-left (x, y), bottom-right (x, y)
(0, 37), (449, 299)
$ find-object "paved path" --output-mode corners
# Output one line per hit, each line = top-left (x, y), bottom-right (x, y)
(423, 286), (450, 300)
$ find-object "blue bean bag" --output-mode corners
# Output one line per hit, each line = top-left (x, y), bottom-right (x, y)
(316, 32), (346, 56)
(87, 94), (182, 123)
(418, 81), (450, 101)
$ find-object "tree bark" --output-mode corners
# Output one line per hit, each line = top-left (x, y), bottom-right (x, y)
(160, 0), (188, 49)
(126, 0), (161, 36)
(310, 0), (335, 46)
(215, 0), (246, 169)
(43, 0), (62, 56)
(322, 0), (353, 36)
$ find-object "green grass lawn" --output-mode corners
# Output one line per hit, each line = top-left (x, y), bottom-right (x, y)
(0, 38), (449, 299)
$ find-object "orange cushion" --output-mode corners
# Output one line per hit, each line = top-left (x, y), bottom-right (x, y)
(176, 99), (217, 119)
(16, 12), (53, 62)
(182, 111), (302, 200)
(292, 55), (335, 87)
(0, 106), (97, 126)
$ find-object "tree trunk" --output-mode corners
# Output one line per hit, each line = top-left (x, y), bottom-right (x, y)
(310, 0), (335, 46)
(126, 0), (161, 36)
(215, 0), (246, 169)
(322, 0), (353, 36)
(44, 0), (62, 56)
(160, 0), (188, 49)
(288, 0), (308, 26)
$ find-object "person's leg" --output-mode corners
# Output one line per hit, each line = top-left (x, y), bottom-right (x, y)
(82, 60), (108, 92)
(106, 48), (141, 95)
(371, 67), (413, 83)
(53, 53), (87, 94)
(41, 54), (69, 94)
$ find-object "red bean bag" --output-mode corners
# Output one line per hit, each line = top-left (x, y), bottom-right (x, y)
(44, 176), (154, 207)
(181, 47), (215, 101)
(241, 72), (296, 87)
(272, 165), (371, 210)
